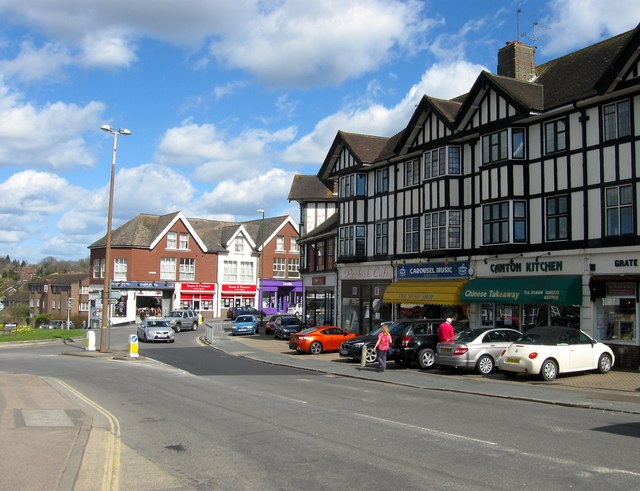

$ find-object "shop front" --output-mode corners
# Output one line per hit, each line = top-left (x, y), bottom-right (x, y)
(588, 252), (640, 369)
(96, 280), (175, 325)
(221, 283), (257, 316)
(383, 261), (470, 321)
(339, 263), (393, 334)
(303, 273), (336, 327)
(259, 279), (302, 316)
(178, 282), (215, 317)
(461, 256), (583, 334)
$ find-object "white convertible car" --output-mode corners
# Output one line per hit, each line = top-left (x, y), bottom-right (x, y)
(496, 325), (614, 381)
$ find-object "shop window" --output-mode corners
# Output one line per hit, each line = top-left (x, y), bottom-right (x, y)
(596, 282), (637, 343)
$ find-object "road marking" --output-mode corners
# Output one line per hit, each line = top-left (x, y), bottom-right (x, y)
(354, 413), (497, 446)
(265, 393), (308, 405)
(53, 378), (122, 491)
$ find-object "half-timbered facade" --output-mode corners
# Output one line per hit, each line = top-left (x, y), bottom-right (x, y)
(302, 24), (640, 367)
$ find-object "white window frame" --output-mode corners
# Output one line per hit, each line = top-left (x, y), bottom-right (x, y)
(423, 146), (461, 179)
(179, 258), (195, 281)
(113, 258), (127, 281)
(289, 238), (298, 253)
(239, 261), (254, 282)
(160, 257), (176, 280)
(167, 232), (177, 250)
(276, 236), (285, 252)
(273, 257), (286, 278)
(288, 258), (300, 278)
(223, 260), (238, 282)
(424, 210), (461, 250)
(179, 233), (189, 250)
(235, 237), (244, 253)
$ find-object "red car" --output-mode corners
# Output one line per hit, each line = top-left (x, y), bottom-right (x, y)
(289, 326), (357, 355)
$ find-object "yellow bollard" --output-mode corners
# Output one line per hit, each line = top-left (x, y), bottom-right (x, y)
(128, 334), (139, 358)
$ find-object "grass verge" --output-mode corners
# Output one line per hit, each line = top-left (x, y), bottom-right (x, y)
(0, 328), (87, 342)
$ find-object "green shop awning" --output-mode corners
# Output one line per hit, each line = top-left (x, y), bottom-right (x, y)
(460, 275), (582, 305)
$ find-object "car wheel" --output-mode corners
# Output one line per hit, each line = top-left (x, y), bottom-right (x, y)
(502, 370), (518, 379)
(192, 322), (198, 331)
(476, 355), (494, 375)
(597, 353), (613, 374)
(174, 324), (182, 333)
(540, 359), (558, 381)
(365, 346), (378, 364)
(418, 348), (436, 369)
(170, 339), (175, 343)
(309, 341), (323, 355)
(140, 333), (146, 342)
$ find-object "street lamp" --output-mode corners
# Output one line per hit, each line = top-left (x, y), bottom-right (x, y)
(257, 210), (265, 328)
(99, 124), (131, 352)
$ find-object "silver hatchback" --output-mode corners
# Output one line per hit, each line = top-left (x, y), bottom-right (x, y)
(436, 328), (521, 374)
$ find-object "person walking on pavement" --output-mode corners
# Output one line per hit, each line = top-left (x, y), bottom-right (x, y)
(373, 324), (392, 372)
(438, 317), (455, 343)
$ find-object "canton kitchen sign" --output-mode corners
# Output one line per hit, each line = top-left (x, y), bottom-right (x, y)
(396, 261), (471, 279)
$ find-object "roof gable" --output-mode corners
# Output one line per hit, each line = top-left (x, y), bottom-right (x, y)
(148, 211), (208, 252)
(319, 131), (389, 179)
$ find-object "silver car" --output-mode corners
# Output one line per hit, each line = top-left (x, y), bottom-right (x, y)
(436, 328), (521, 374)
(137, 318), (175, 343)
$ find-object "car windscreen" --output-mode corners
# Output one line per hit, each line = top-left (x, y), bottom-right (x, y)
(281, 318), (300, 325)
(235, 316), (253, 323)
(453, 329), (487, 343)
(147, 321), (170, 327)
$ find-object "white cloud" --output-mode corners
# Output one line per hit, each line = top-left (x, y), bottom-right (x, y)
(0, 41), (73, 82)
(540, 0), (640, 56)
(0, 81), (104, 169)
(209, 0), (432, 87)
(284, 59), (484, 164)
(195, 168), (297, 216)
(79, 31), (137, 68)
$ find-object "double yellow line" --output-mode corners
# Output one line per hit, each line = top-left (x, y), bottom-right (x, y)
(53, 378), (121, 491)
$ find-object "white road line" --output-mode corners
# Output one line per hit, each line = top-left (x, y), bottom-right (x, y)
(354, 413), (497, 446)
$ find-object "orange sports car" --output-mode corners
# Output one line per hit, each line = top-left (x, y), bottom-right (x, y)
(289, 326), (357, 355)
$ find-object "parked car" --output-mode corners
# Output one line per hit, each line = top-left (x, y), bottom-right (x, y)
(339, 323), (393, 363)
(289, 326), (357, 354)
(231, 315), (259, 336)
(137, 319), (175, 343)
(436, 328), (522, 374)
(42, 320), (72, 329)
(287, 303), (303, 316)
(165, 309), (199, 332)
(389, 318), (467, 369)
(265, 314), (285, 335)
(496, 325), (615, 381)
(227, 306), (265, 320)
(274, 316), (304, 340)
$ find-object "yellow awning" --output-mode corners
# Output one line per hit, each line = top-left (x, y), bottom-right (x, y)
(383, 279), (468, 305)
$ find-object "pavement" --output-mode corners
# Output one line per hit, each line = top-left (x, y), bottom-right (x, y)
(1, 321), (639, 490)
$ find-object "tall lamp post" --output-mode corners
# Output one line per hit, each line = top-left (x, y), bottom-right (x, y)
(99, 124), (131, 353)
(257, 210), (265, 328)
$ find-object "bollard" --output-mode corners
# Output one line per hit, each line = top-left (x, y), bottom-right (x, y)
(85, 330), (96, 351)
(128, 334), (139, 358)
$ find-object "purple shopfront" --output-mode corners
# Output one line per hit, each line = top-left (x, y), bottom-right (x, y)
(259, 279), (302, 315)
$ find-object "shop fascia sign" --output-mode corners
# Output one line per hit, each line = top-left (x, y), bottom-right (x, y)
(111, 281), (175, 289)
(223, 284), (256, 293)
(487, 260), (564, 275)
(397, 261), (470, 279)
(341, 264), (393, 280)
(181, 282), (216, 292)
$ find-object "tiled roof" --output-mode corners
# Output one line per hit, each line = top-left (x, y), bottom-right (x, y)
(340, 131), (390, 163)
(43, 272), (88, 285)
(288, 174), (335, 202)
(89, 213), (295, 252)
(536, 27), (636, 109)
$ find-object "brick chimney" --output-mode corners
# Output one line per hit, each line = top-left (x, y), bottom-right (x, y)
(497, 41), (536, 81)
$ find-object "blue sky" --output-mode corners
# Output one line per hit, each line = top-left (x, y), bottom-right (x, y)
(0, 0), (638, 263)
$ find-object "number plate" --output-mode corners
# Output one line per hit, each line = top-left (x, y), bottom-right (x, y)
(440, 347), (452, 353)
(506, 357), (520, 364)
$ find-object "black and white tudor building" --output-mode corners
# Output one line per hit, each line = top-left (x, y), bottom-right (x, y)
(290, 23), (640, 368)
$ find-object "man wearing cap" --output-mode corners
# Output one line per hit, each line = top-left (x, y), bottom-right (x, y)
(438, 317), (455, 343)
